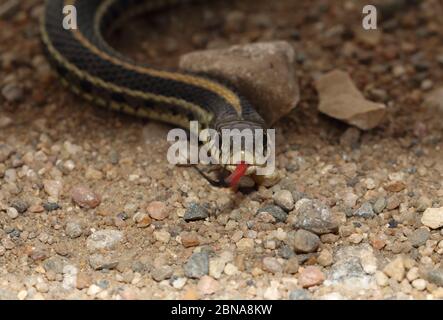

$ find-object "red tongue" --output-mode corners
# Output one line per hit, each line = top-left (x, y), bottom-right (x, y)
(226, 162), (249, 188)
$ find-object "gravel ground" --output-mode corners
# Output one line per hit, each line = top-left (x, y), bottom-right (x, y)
(1, 0), (443, 300)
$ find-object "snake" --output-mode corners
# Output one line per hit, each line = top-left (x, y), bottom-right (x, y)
(40, 0), (271, 186)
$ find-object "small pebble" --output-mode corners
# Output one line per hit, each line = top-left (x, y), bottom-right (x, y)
(172, 277), (187, 289)
(29, 204), (45, 213)
(289, 289), (311, 300)
(1, 83), (24, 102)
(406, 267), (420, 282)
(421, 207), (443, 229)
(197, 276), (219, 295)
(263, 286), (281, 300)
(147, 201), (169, 220)
(284, 257), (300, 274)
(71, 186), (101, 209)
(293, 199), (338, 234)
(384, 181), (406, 193)
(153, 230), (171, 243)
(43, 180), (63, 200)
(224, 263), (239, 276)
(43, 202), (60, 212)
(375, 271), (389, 287)
(65, 221), (83, 239)
(88, 253), (119, 270)
(76, 273), (92, 290)
(35, 282), (49, 293)
(408, 228), (430, 247)
(262, 257), (283, 274)
(151, 266), (173, 282)
(257, 205), (287, 222)
(373, 197), (387, 214)
(411, 279), (427, 291)
(86, 229), (123, 251)
(85, 167), (103, 180)
(180, 232), (200, 248)
(383, 256), (405, 282)
(184, 252), (209, 279)
(133, 212), (152, 228)
(426, 268), (443, 287)
(236, 238), (255, 252)
(386, 195), (401, 210)
(416, 196), (432, 212)
(209, 258), (227, 279)
(184, 203), (209, 221)
(353, 202), (375, 218)
(317, 250), (333, 266)
(10, 199), (28, 213)
(17, 290), (27, 300)
(298, 266), (325, 288)
(87, 284), (102, 296)
(288, 229), (320, 253)
(273, 190), (294, 211)
(6, 207), (18, 219)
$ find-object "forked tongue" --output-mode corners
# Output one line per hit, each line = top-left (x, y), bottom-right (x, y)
(226, 162), (249, 188)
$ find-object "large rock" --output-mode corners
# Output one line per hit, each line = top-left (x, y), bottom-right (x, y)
(327, 245), (377, 294)
(86, 229), (123, 252)
(179, 41), (299, 125)
(292, 199), (338, 235)
(315, 70), (386, 130)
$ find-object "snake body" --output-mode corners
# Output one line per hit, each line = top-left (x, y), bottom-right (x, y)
(41, 0), (266, 136)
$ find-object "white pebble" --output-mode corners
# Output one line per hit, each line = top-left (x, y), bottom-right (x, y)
(209, 259), (226, 279)
(43, 179), (63, 199)
(263, 286), (281, 300)
(6, 207), (19, 219)
(63, 160), (75, 171)
(224, 263), (239, 276)
(87, 284), (102, 296)
(412, 279), (427, 291)
(17, 290), (27, 300)
(36, 282), (49, 293)
(406, 267), (419, 282)
(273, 190), (294, 211)
(172, 277), (187, 289)
(421, 207), (443, 229)
(153, 230), (171, 243)
(375, 271), (389, 287)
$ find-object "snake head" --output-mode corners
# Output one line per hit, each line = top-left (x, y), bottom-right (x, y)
(212, 120), (272, 184)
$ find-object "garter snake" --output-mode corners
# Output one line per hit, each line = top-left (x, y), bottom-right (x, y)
(41, 0), (270, 183)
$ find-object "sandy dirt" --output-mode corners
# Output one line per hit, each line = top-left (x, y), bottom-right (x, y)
(0, 0), (443, 300)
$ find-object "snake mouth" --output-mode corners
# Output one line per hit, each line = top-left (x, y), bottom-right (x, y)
(224, 149), (270, 175)
(225, 162), (249, 188)
(225, 163), (257, 176)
